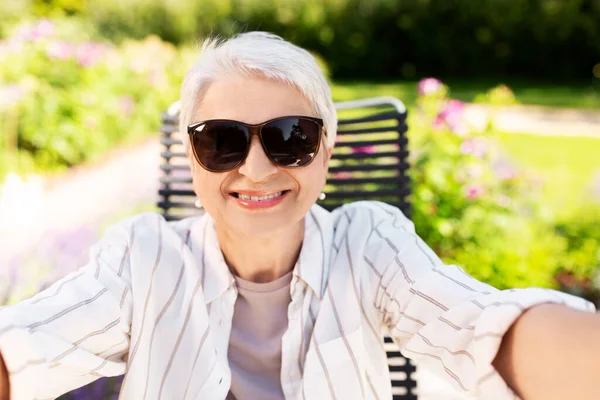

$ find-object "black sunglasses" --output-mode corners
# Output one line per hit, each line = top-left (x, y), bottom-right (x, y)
(187, 115), (325, 172)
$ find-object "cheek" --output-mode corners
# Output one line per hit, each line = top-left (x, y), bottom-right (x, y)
(192, 168), (225, 205)
(295, 159), (328, 196)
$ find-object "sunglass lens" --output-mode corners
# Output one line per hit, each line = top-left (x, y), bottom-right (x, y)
(262, 118), (320, 167)
(191, 122), (249, 171)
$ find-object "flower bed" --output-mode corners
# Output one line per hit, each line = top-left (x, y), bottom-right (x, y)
(0, 18), (193, 180)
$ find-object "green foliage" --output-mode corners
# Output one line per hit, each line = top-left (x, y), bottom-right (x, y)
(409, 80), (583, 290)
(554, 206), (600, 280)
(0, 19), (193, 178)
(3, 0), (599, 81)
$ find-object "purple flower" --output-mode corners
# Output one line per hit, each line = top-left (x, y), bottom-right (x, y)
(464, 184), (486, 200)
(0, 257), (20, 305)
(460, 137), (488, 158)
(417, 78), (444, 96)
(36, 227), (98, 279)
(46, 41), (74, 60)
(435, 100), (468, 135)
(37, 278), (54, 293)
(60, 376), (123, 399)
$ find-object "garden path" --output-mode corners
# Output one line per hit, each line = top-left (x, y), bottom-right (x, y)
(465, 104), (600, 137)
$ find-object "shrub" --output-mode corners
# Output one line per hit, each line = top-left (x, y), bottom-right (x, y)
(0, 19), (192, 180)
(553, 205), (600, 305)
(409, 79), (570, 289)
(4, 0), (599, 81)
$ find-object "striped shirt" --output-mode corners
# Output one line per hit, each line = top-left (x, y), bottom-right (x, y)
(0, 201), (594, 400)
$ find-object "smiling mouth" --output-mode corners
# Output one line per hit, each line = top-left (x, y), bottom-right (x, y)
(230, 190), (290, 201)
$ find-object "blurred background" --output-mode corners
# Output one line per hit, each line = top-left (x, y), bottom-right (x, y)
(0, 0), (599, 398)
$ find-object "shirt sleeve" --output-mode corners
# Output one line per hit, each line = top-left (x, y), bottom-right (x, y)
(358, 202), (596, 398)
(0, 222), (134, 400)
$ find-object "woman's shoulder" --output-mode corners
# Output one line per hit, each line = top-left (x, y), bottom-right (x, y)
(101, 211), (204, 246)
(329, 200), (414, 232)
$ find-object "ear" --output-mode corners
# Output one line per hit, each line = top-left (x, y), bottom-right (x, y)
(323, 143), (333, 167)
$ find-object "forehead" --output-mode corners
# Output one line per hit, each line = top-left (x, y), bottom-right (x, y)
(196, 74), (314, 124)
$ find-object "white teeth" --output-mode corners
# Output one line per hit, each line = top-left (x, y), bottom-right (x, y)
(238, 191), (283, 201)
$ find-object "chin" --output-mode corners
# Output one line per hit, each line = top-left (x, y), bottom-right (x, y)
(231, 212), (300, 238)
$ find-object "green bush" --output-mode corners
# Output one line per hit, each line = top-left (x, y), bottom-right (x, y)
(555, 206), (600, 279)
(0, 19), (193, 178)
(409, 79), (573, 289)
(4, 0), (599, 81)
(551, 205), (600, 305)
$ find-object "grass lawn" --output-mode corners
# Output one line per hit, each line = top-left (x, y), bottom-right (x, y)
(331, 79), (600, 109)
(498, 133), (600, 219)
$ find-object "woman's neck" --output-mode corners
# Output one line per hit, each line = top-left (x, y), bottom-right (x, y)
(215, 218), (305, 283)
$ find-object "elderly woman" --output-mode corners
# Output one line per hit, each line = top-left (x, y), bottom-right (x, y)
(1, 32), (600, 400)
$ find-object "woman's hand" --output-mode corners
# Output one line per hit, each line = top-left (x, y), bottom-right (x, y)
(0, 351), (9, 400)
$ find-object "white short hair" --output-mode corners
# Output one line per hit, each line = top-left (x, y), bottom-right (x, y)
(179, 32), (337, 149)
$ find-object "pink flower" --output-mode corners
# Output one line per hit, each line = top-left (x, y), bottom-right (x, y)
(31, 19), (55, 40)
(435, 100), (468, 135)
(460, 137), (488, 158)
(332, 171), (353, 179)
(417, 78), (444, 96)
(46, 41), (74, 60)
(464, 184), (486, 200)
(493, 159), (518, 180)
(75, 42), (106, 67)
(432, 116), (445, 130)
(118, 96), (136, 116)
(15, 19), (55, 42)
(352, 145), (376, 154)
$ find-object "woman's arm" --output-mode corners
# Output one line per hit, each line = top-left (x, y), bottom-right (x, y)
(352, 201), (595, 398)
(494, 303), (600, 400)
(0, 351), (8, 400)
(0, 222), (134, 400)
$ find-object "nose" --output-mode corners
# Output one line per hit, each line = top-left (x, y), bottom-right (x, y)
(237, 136), (278, 182)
